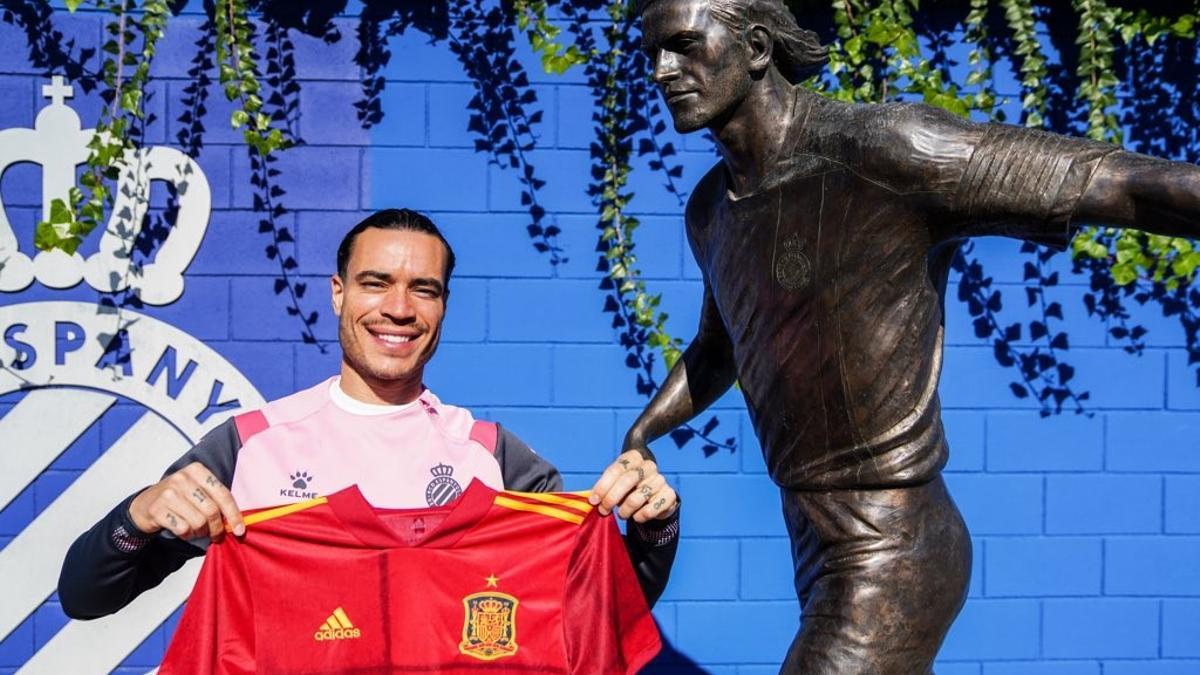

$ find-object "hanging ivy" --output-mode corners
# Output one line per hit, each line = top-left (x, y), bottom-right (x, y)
(0, 0), (98, 94)
(214, 0), (290, 156)
(33, 0), (168, 255)
(962, 0), (1003, 119)
(514, 0), (587, 74)
(564, 0), (734, 456)
(21, 0), (1200, 420)
(809, 0), (1200, 413)
(445, 0), (566, 264)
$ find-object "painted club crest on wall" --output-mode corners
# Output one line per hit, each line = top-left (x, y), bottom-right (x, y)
(0, 79), (263, 674)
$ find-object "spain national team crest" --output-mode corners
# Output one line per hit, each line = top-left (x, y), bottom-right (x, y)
(459, 592), (519, 660)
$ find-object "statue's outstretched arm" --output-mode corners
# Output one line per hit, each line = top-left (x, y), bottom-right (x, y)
(915, 107), (1200, 243)
(623, 283), (737, 458)
(1076, 151), (1200, 238)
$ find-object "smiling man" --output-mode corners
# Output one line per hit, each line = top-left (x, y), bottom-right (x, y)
(627, 0), (1200, 672)
(59, 208), (681, 622)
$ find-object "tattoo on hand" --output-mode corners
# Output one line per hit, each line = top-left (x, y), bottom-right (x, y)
(653, 498), (666, 510)
(192, 488), (206, 503)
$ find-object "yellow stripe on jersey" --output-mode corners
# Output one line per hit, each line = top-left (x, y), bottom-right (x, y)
(233, 496), (330, 531)
(333, 607), (354, 629)
(503, 490), (594, 514)
(494, 495), (585, 525)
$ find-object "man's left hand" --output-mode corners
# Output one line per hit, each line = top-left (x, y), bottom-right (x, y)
(589, 450), (679, 523)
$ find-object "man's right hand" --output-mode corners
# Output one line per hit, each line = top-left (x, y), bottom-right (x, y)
(128, 462), (245, 540)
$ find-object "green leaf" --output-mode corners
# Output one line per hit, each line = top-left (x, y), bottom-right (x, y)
(120, 89), (142, 114)
(48, 198), (73, 224)
(1111, 262), (1138, 286)
(34, 221), (64, 252)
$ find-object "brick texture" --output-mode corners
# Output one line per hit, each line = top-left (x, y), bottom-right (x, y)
(0, 7), (1197, 673)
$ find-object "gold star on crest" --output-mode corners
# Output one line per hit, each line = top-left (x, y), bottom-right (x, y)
(485, 574), (500, 588)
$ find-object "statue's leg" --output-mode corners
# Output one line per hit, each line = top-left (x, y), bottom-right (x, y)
(777, 475), (971, 675)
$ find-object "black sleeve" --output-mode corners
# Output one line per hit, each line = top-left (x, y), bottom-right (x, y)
(620, 505), (680, 608)
(57, 418), (242, 619)
(493, 423), (680, 607)
(494, 423), (564, 492)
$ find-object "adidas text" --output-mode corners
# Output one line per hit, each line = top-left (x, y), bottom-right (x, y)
(315, 627), (361, 641)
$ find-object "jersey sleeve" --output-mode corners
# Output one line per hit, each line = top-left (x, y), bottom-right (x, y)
(623, 506), (680, 608)
(864, 103), (1118, 248)
(493, 423), (563, 492)
(159, 536), (256, 674)
(563, 512), (661, 674)
(944, 122), (1117, 246)
(57, 417), (243, 619)
(161, 414), (244, 482)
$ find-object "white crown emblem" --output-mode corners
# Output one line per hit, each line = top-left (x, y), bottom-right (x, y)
(0, 77), (211, 305)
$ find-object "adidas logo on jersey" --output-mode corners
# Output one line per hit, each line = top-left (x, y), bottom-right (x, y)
(314, 607), (361, 641)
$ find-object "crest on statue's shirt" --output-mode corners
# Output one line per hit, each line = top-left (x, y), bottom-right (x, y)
(0, 78), (263, 674)
(774, 232), (811, 292)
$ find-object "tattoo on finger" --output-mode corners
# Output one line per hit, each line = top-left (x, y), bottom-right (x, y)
(192, 488), (206, 503)
(635, 466), (645, 482)
(653, 498), (666, 511)
(166, 512), (178, 529)
(619, 459), (630, 469)
(205, 475), (218, 487)
(639, 485), (653, 497)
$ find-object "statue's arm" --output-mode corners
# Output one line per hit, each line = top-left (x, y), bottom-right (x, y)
(623, 284), (737, 456)
(1075, 151), (1200, 237)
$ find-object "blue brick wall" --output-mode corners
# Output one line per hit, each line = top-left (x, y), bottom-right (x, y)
(2, 4), (1200, 673)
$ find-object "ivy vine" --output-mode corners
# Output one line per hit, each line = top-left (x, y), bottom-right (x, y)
(446, 0), (566, 264)
(20, 0), (1200, 424)
(564, 0), (734, 455)
(34, 0), (168, 255)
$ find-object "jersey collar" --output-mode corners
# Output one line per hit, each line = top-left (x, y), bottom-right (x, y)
(325, 479), (496, 549)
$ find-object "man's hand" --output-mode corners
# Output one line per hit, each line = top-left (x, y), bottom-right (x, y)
(128, 462), (245, 540)
(589, 449), (679, 523)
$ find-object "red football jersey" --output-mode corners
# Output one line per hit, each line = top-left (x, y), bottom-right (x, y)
(159, 480), (661, 674)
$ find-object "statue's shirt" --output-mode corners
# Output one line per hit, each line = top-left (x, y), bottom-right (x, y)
(686, 92), (1116, 489)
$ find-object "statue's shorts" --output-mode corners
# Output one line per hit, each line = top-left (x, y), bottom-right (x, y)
(778, 475), (971, 675)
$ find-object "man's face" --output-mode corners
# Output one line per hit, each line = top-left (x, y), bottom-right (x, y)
(642, 0), (752, 133)
(331, 228), (448, 398)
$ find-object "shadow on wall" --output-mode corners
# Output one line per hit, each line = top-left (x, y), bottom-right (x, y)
(645, 631), (711, 674)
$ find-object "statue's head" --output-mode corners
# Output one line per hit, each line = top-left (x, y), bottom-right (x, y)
(638, 0), (827, 133)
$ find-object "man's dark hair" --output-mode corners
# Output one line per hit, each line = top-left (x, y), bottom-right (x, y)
(336, 208), (457, 290)
(639, 0), (829, 84)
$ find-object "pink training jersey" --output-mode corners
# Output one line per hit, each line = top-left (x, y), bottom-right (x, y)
(229, 378), (504, 511)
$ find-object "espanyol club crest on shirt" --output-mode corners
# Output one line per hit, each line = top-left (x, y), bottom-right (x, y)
(426, 463), (464, 506)
(0, 78), (264, 674)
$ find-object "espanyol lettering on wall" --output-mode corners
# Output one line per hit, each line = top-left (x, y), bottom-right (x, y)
(0, 80), (264, 675)
(1, 303), (255, 435)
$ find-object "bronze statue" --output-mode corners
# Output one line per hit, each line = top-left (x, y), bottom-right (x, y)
(628, 0), (1200, 672)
